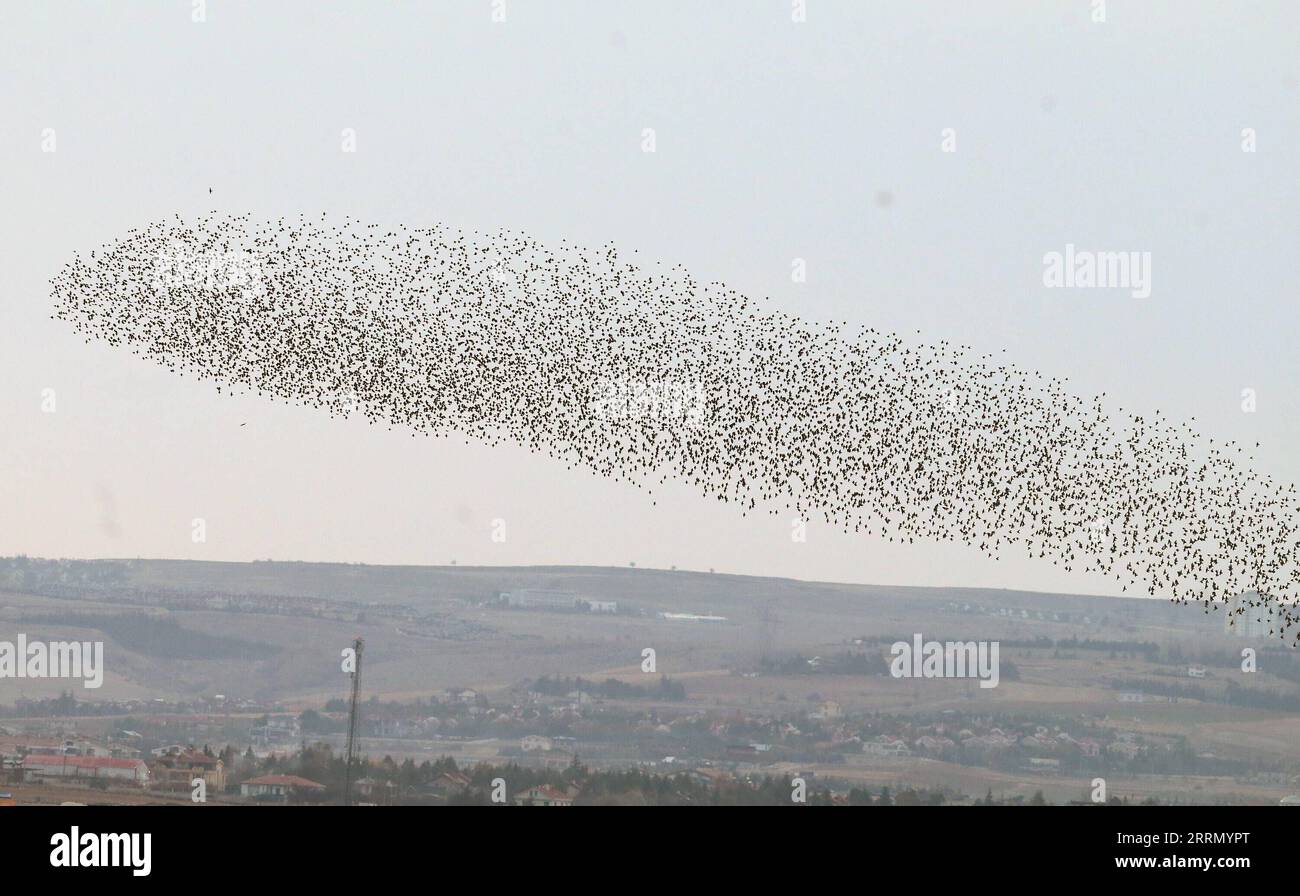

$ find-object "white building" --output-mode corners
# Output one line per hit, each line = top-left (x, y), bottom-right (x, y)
(521, 735), (553, 752)
(240, 774), (326, 802)
(21, 755), (149, 786)
(501, 589), (578, 610)
(862, 737), (910, 757)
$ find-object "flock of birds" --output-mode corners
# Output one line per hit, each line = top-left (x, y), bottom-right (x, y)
(50, 212), (1299, 643)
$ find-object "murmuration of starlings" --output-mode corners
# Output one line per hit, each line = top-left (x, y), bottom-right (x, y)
(50, 213), (1300, 644)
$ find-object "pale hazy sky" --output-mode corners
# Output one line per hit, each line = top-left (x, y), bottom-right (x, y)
(1, 1), (1297, 597)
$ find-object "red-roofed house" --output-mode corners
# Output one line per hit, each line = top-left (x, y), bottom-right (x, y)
(21, 754), (149, 786)
(427, 771), (473, 800)
(240, 774), (326, 803)
(513, 785), (575, 807)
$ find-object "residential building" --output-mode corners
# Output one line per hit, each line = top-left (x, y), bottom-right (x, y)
(427, 771), (473, 800)
(513, 785), (575, 806)
(151, 750), (225, 793)
(521, 735), (553, 752)
(240, 774), (326, 802)
(501, 589), (578, 610)
(21, 754), (149, 786)
(862, 737), (911, 757)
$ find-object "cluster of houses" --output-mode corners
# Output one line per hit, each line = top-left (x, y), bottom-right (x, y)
(858, 725), (1145, 763)
(10, 748), (225, 790)
(0, 734), (334, 802)
(13, 754), (331, 803)
(940, 601), (1093, 624)
(420, 770), (578, 806)
(498, 589), (618, 614)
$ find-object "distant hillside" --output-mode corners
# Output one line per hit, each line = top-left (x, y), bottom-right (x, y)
(1, 554), (1202, 627)
(0, 555), (1245, 705)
